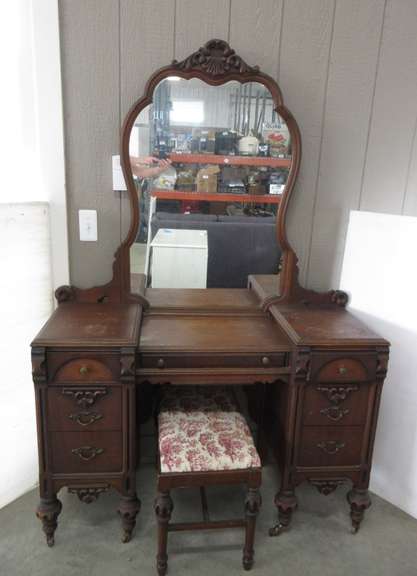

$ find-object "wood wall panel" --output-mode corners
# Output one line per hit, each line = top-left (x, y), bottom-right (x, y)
(229, 0), (283, 79)
(59, 0), (120, 288)
(307, 0), (386, 290)
(359, 0), (417, 215)
(59, 0), (417, 291)
(279, 0), (335, 284)
(119, 0), (175, 240)
(174, 0), (230, 61)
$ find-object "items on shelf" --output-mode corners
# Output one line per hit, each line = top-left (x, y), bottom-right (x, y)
(196, 165), (220, 194)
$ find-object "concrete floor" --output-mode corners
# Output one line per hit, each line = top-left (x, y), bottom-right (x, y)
(1, 461), (417, 576)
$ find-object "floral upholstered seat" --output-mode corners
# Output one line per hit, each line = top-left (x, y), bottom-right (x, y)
(158, 387), (261, 473)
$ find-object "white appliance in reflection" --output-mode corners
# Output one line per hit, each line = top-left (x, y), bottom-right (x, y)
(150, 228), (208, 288)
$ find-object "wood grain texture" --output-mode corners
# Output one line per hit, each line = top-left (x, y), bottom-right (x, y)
(119, 0), (175, 239)
(307, 0), (386, 290)
(229, 0), (283, 78)
(174, 0), (230, 61)
(279, 0), (335, 285)
(59, 0), (120, 288)
(359, 0), (417, 214)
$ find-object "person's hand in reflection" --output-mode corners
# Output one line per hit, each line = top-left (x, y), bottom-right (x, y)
(130, 156), (171, 179)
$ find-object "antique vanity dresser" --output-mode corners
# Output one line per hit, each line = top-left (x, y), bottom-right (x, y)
(31, 40), (389, 547)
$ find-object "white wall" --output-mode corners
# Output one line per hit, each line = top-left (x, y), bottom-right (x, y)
(340, 210), (417, 519)
(0, 0), (67, 507)
(0, 204), (53, 509)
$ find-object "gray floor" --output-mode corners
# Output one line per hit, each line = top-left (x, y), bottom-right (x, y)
(1, 460), (417, 576)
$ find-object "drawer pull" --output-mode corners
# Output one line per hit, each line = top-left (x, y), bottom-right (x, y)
(157, 358), (165, 369)
(338, 366), (348, 375)
(62, 387), (108, 409)
(79, 366), (89, 376)
(262, 356), (270, 366)
(317, 441), (345, 455)
(317, 385), (358, 405)
(71, 446), (104, 461)
(69, 411), (103, 427)
(320, 406), (350, 422)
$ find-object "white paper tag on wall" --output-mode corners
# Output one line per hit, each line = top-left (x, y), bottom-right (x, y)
(79, 209), (97, 241)
(112, 155), (127, 191)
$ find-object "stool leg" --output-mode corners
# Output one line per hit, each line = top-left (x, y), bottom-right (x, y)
(243, 487), (262, 570)
(155, 491), (173, 576)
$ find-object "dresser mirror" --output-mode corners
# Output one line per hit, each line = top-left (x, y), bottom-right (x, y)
(121, 42), (301, 296)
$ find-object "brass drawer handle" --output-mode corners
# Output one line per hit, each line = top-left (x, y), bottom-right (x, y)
(320, 406), (350, 422)
(69, 411), (103, 427)
(62, 387), (108, 408)
(79, 366), (89, 376)
(317, 441), (345, 455)
(338, 365), (348, 375)
(71, 446), (104, 461)
(262, 356), (270, 366)
(157, 358), (165, 369)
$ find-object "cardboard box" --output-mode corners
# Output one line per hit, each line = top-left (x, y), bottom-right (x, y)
(196, 165), (220, 194)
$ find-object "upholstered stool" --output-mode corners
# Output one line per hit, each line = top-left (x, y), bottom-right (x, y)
(155, 386), (262, 574)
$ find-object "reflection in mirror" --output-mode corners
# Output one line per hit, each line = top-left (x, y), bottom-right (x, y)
(129, 78), (292, 293)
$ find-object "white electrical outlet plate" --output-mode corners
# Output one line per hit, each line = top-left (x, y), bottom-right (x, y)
(112, 155), (127, 191)
(79, 209), (98, 241)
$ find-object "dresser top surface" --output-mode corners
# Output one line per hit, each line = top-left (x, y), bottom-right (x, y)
(145, 287), (260, 311)
(31, 302), (141, 348)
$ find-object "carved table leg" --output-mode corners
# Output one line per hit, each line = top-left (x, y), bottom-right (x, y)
(118, 495), (141, 543)
(347, 487), (371, 534)
(269, 489), (297, 537)
(243, 488), (262, 570)
(36, 497), (62, 547)
(154, 492), (173, 576)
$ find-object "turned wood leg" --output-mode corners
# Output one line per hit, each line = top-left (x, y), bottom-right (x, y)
(347, 487), (371, 534)
(36, 497), (62, 547)
(118, 495), (141, 543)
(269, 489), (297, 537)
(243, 488), (261, 570)
(154, 492), (173, 576)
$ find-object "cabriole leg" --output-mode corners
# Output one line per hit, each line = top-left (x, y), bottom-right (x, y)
(36, 497), (62, 547)
(243, 487), (261, 570)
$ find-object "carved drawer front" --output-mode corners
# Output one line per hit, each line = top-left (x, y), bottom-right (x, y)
(47, 386), (122, 432)
(50, 356), (119, 383)
(139, 352), (287, 370)
(314, 358), (371, 383)
(298, 426), (363, 468)
(49, 431), (122, 474)
(302, 383), (369, 426)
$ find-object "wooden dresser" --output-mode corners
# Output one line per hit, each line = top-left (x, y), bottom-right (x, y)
(31, 39), (389, 546)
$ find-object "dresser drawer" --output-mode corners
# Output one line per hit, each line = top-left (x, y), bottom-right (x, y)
(48, 353), (120, 383)
(302, 383), (369, 426)
(298, 426), (363, 468)
(47, 386), (122, 431)
(315, 358), (369, 383)
(139, 352), (286, 370)
(49, 431), (123, 474)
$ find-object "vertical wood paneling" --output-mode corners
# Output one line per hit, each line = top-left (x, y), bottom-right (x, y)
(229, 0), (283, 79)
(59, 0), (417, 290)
(174, 0), (230, 61)
(279, 0), (335, 284)
(307, 0), (386, 290)
(360, 0), (417, 214)
(59, 0), (120, 288)
(119, 0), (175, 239)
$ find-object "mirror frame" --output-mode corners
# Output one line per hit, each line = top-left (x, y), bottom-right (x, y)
(120, 39), (301, 302)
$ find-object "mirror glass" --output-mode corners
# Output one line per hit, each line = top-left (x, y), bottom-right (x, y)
(129, 77), (292, 292)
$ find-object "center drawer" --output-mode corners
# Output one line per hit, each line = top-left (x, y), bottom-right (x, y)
(138, 352), (287, 370)
(47, 386), (122, 431)
(49, 431), (123, 474)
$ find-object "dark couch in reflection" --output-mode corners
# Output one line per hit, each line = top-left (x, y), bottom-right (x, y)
(150, 212), (280, 288)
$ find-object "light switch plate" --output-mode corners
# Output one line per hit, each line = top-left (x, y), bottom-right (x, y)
(79, 209), (97, 241)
